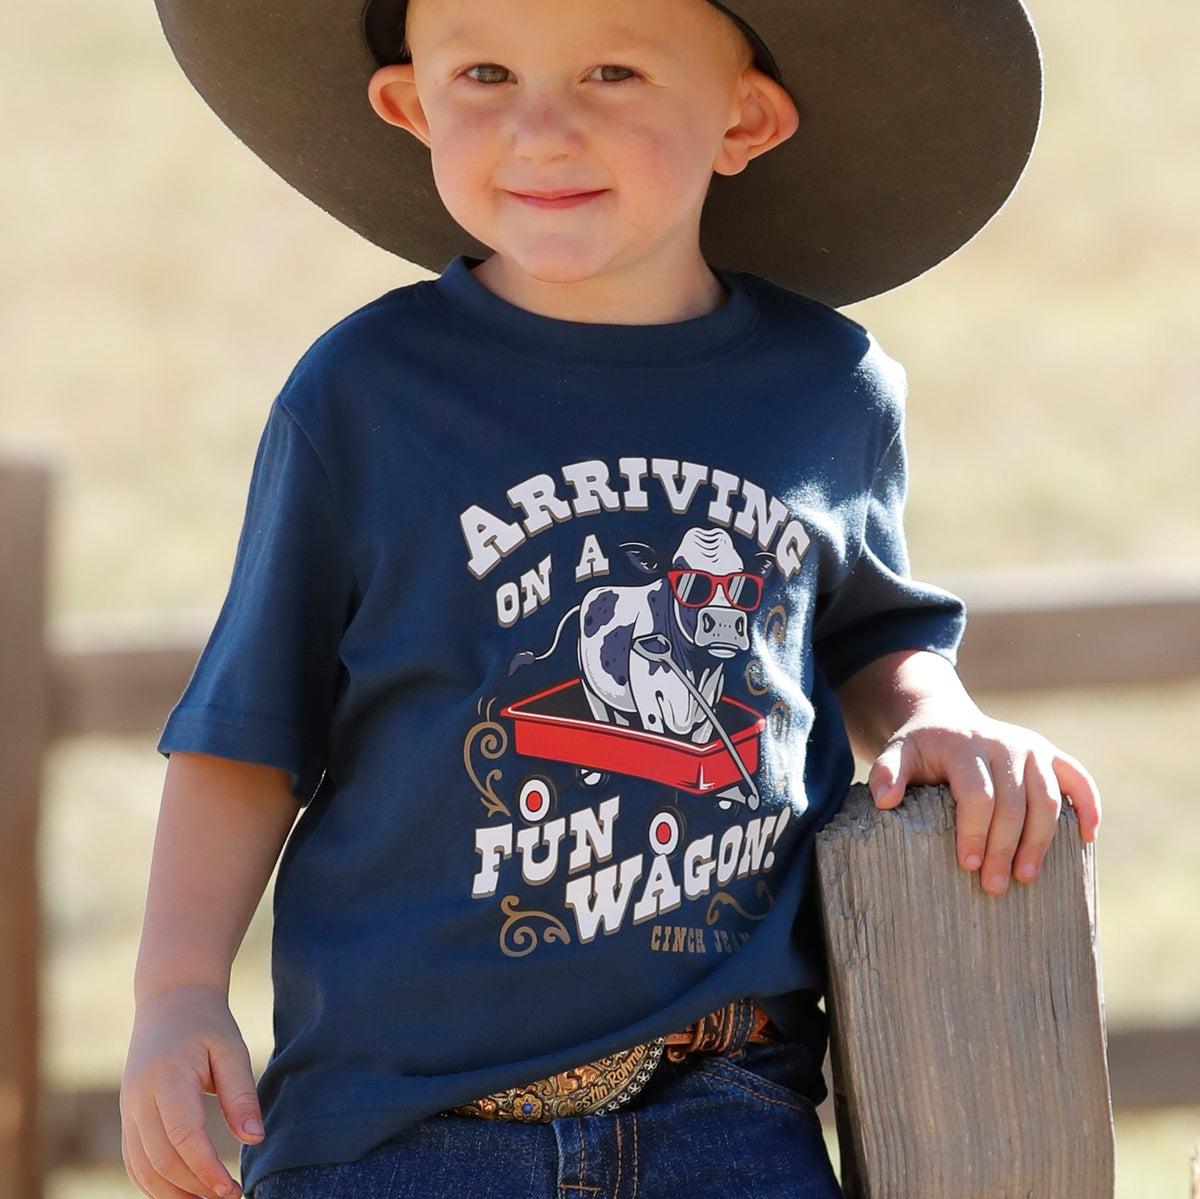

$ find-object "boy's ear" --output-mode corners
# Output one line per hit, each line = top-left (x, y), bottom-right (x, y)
(714, 68), (801, 177)
(368, 64), (431, 146)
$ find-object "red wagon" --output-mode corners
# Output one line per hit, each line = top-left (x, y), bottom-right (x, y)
(501, 678), (765, 796)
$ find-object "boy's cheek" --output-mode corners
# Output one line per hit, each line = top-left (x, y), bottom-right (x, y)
(618, 121), (709, 179)
(425, 108), (494, 166)
(429, 144), (492, 214)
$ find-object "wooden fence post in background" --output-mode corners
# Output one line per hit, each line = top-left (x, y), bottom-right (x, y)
(0, 462), (51, 1199)
(817, 784), (1114, 1198)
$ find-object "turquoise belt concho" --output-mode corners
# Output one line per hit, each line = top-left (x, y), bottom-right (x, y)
(452, 999), (777, 1123)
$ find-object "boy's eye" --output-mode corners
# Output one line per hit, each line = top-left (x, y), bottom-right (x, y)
(588, 65), (636, 83)
(466, 64), (513, 84)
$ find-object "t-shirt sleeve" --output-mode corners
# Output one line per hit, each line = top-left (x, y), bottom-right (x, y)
(812, 425), (965, 689)
(158, 400), (358, 802)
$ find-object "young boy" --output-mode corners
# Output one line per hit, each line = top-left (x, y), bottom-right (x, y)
(123, 0), (1101, 1196)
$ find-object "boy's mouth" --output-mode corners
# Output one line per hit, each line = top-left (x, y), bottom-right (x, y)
(507, 188), (607, 209)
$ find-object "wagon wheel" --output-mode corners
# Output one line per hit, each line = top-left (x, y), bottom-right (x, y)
(717, 785), (760, 812)
(646, 804), (687, 856)
(517, 773), (558, 824)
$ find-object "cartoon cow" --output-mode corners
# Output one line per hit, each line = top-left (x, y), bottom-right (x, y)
(511, 528), (771, 748)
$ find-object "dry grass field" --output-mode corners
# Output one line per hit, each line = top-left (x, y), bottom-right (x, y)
(2, 0), (1198, 1194)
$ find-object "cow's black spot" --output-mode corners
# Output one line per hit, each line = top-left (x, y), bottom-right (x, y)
(655, 576), (700, 646)
(647, 581), (668, 624)
(584, 590), (618, 633)
(599, 622), (634, 688)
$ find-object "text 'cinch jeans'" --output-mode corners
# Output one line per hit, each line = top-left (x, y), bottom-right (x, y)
(252, 1041), (843, 1199)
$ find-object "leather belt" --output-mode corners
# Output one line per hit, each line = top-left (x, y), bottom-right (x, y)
(451, 998), (779, 1123)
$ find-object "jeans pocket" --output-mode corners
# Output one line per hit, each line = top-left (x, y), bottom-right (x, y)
(690, 1050), (819, 1116)
(644, 1049), (841, 1198)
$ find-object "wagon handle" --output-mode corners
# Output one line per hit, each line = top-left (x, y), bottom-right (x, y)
(632, 635), (760, 806)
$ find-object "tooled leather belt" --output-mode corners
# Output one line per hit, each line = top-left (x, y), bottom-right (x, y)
(451, 998), (780, 1123)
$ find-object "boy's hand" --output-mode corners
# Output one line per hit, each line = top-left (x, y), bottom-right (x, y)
(868, 709), (1101, 896)
(837, 650), (1102, 896)
(121, 985), (264, 1199)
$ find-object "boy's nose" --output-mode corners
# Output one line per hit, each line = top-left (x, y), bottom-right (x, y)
(508, 93), (584, 161)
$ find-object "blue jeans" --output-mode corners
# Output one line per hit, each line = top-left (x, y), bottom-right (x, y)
(252, 1042), (842, 1198)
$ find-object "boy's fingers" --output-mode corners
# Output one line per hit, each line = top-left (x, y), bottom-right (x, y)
(124, 1121), (211, 1199)
(121, 1127), (158, 1199)
(210, 1041), (265, 1145)
(1052, 751), (1102, 842)
(868, 739), (908, 809)
(145, 1082), (238, 1199)
(977, 752), (1027, 895)
(945, 748), (994, 873)
(1010, 754), (1063, 885)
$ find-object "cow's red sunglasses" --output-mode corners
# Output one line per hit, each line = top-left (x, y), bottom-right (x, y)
(667, 569), (763, 611)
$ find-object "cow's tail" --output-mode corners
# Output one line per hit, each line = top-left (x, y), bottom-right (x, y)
(507, 604), (581, 675)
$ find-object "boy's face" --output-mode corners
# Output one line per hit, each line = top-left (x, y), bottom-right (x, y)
(371, 0), (796, 307)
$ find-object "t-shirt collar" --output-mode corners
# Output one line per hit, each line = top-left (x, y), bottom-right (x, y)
(427, 256), (759, 370)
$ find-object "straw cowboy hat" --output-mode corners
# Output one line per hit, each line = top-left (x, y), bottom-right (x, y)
(153, 0), (1042, 306)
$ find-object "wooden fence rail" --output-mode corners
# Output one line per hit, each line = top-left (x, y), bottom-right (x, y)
(4, 458), (1200, 1196)
(45, 563), (1200, 738)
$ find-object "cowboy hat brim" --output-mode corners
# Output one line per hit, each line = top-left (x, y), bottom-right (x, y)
(153, 0), (1041, 306)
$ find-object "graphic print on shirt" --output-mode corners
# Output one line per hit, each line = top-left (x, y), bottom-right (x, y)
(459, 457), (813, 959)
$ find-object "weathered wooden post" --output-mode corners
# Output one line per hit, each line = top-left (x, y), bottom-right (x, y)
(817, 784), (1114, 1198)
(0, 461), (52, 1199)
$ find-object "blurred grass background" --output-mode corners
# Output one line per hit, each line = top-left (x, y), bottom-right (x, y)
(1, 0), (1197, 1194)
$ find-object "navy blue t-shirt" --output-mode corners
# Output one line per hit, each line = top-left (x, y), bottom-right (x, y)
(160, 257), (964, 1189)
